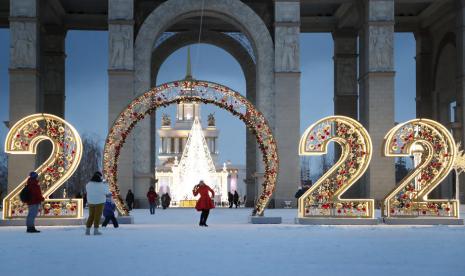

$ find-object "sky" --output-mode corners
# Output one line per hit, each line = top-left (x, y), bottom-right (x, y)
(0, 30), (416, 165)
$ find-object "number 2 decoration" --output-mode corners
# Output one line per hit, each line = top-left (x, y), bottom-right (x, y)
(298, 116), (374, 219)
(3, 114), (83, 219)
(383, 119), (458, 218)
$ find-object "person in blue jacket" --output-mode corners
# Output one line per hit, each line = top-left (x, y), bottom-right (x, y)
(102, 194), (119, 228)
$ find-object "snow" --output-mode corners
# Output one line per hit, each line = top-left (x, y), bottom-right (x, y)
(1, 208), (465, 276)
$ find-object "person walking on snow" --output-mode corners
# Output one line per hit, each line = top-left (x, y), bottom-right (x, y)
(147, 186), (158, 215)
(102, 194), (119, 228)
(228, 191), (233, 208)
(161, 193), (171, 209)
(85, 172), (110, 235)
(25, 171), (44, 233)
(193, 180), (215, 227)
(233, 191), (240, 208)
(126, 189), (135, 210)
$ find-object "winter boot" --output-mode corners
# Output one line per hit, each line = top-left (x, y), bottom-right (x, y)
(199, 213), (205, 226)
(27, 226), (40, 233)
(85, 227), (91, 235)
(93, 228), (102, 235)
(204, 212), (209, 227)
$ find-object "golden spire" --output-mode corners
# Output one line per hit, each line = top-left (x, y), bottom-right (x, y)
(185, 47), (193, 80)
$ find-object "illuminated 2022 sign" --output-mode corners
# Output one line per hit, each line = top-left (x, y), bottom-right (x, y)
(2, 113), (460, 223)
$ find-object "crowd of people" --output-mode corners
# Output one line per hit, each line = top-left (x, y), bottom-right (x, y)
(21, 170), (244, 234)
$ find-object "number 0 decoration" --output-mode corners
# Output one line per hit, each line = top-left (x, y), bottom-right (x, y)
(383, 119), (458, 218)
(3, 114), (83, 219)
(298, 116), (374, 219)
(103, 80), (278, 216)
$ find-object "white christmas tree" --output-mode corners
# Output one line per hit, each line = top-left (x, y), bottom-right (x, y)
(177, 117), (217, 200)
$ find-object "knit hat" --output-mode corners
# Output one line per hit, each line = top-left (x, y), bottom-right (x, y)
(106, 194), (112, 202)
(29, 171), (38, 179)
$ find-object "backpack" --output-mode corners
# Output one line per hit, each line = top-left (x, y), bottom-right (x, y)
(19, 185), (30, 203)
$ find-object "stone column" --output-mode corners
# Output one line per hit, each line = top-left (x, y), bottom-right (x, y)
(41, 29), (66, 117)
(36, 29), (67, 166)
(274, 0), (301, 208)
(174, 137), (179, 154)
(245, 77), (257, 207)
(414, 30), (433, 119)
(7, 0), (40, 192)
(359, 0), (395, 204)
(332, 30), (359, 197)
(455, 1), (465, 201)
(333, 30), (358, 119)
(108, 0), (135, 203)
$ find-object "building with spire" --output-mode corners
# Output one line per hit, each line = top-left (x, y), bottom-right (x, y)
(155, 48), (233, 206)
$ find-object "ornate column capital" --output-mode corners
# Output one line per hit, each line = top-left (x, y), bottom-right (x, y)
(9, 0), (38, 69)
(108, 0), (134, 70)
(274, 0), (300, 73)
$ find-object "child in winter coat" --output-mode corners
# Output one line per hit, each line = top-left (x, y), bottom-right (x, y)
(102, 194), (119, 228)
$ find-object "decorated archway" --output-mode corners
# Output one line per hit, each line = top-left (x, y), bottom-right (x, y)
(103, 79), (278, 216)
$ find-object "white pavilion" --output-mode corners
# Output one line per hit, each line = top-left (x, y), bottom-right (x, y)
(154, 49), (231, 206)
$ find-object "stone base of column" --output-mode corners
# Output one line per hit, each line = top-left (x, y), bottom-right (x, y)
(244, 178), (256, 207)
(115, 216), (134, 224)
(383, 217), (464, 225)
(133, 173), (154, 208)
(273, 198), (296, 209)
(248, 216), (282, 224)
(295, 217), (380, 225)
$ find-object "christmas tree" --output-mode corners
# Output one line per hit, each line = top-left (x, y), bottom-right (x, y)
(177, 117), (217, 199)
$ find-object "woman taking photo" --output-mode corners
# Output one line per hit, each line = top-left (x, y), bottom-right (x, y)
(192, 180), (215, 227)
(85, 172), (110, 235)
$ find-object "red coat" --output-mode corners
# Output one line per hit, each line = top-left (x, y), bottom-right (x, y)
(193, 184), (215, 211)
(26, 178), (44, 205)
(147, 191), (158, 203)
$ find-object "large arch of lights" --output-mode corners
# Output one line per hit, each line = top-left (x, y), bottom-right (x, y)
(103, 80), (278, 216)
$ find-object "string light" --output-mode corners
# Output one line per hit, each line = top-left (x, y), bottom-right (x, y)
(298, 116), (374, 219)
(103, 80), (278, 216)
(383, 119), (458, 218)
(3, 114), (83, 219)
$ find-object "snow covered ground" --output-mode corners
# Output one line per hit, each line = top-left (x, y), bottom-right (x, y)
(1, 207), (465, 276)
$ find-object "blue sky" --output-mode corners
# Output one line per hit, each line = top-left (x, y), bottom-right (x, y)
(0, 30), (415, 165)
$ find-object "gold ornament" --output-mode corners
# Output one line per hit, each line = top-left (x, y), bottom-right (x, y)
(383, 119), (458, 219)
(2, 113), (83, 220)
(103, 80), (278, 217)
(298, 116), (374, 219)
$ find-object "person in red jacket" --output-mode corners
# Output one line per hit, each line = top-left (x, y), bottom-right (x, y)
(25, 171), (44, 233)
(193, 180), (215, 227)
(146, 186), (158, 215)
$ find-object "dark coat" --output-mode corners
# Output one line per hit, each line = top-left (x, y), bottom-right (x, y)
(233, 191), (239, 203)
(126, 191), (134, 203)
(294, 186), (309, 199)
(26, 178), (44, 205)
(228, 192), (233, 202)
(147, 191), (158, 204)
(193, 184), (215, 211)
(103, 201), (116, 217)
(161, 193), (171, 208)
